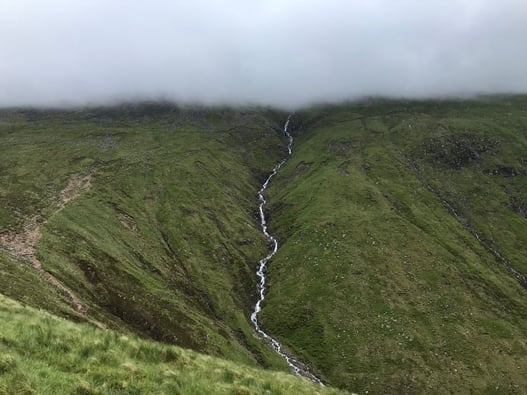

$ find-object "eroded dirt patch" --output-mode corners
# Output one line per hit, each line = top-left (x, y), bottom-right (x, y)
(59, 174), (92, 208)
(0, 172), (95, 314)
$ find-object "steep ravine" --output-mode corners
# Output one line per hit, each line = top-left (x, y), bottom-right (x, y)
(250, 116), (323, 385)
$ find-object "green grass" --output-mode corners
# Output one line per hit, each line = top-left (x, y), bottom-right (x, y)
(0, 104), (291, 369)
(259, 97), (527, 393)
(0, 292), (344, 394)
(0, 249), (77, 318)
(2, 98), (527, 393)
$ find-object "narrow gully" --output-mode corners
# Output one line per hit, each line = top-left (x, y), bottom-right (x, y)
(250, 116), (323, 385)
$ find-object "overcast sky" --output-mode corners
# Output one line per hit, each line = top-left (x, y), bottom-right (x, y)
(1, 0), (526, 109)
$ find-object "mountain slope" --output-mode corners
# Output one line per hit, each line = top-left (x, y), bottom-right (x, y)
(0, 105), (290, 369)
(1, 98), (527, 393)
(259, 97), (527, 393)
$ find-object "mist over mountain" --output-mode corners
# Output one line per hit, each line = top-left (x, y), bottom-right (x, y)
(1, 0), (526, 109)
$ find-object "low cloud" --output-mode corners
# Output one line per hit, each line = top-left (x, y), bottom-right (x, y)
(1, 0), (526, 109)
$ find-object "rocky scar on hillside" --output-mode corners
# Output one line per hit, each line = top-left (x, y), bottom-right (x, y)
(422, 131), (501, 169)
(0, 173), (93, 314)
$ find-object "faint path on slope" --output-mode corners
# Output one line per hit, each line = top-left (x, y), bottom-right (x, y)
(250, 116), (324, 385)
(0, 173), (94, 315)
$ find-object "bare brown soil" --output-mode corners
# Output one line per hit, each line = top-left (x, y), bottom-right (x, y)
(0, 173), (94, 314)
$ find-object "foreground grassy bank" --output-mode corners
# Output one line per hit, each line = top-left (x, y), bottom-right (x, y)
(0, 293), (344, 394)
(260, 96), (527, 393)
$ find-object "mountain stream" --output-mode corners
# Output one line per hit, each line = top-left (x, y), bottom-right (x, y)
(250, 116), (323, 385)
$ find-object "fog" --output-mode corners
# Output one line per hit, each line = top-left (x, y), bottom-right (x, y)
(1, 0), (526, 109)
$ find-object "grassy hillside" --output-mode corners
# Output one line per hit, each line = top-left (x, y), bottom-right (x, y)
(0, 292), (344, 394)
(0, 104), (291, 369)
(2, 98), (527, 394)
(260, 97), (527, 393)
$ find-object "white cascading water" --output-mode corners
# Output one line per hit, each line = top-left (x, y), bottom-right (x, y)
(250, 116), (323, 385)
